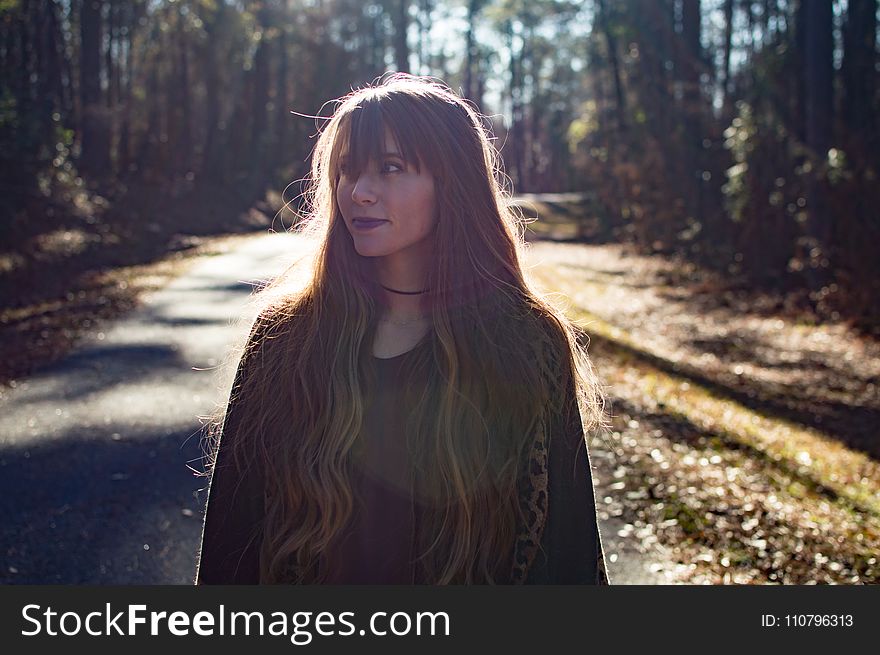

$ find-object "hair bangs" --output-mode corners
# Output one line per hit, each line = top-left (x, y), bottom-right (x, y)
(332, 94), (432, 179)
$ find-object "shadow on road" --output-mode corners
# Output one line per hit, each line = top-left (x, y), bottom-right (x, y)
(0, 425), (208, 584)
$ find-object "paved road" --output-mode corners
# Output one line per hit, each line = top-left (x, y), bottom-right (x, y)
(0, 233), (309, 584)
(0, 231), (663, 584)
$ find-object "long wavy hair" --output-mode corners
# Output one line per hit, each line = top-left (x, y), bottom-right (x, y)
(208, 73), (606, 584)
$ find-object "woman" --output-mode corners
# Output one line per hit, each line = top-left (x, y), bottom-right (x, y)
(195, 73), (610, 585)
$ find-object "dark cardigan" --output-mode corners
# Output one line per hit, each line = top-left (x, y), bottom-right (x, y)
(195, 321), (610, 585)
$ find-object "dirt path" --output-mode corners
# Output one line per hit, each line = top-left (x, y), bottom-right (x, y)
(526, 241), (880, 584)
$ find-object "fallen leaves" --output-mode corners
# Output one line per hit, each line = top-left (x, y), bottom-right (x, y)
(530, 241), (880, 584)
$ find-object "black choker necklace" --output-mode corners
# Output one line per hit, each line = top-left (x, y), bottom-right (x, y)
(380, 283), (429, 295)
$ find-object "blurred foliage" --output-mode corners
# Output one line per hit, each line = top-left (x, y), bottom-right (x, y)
(1, 0), (878, 327)
(570, 0), (879, 329)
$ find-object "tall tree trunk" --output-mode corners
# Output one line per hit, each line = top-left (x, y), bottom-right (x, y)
(680, 0), (704, 223)
(474, 63), (485, 111)
(393, 0), (410, 73)
(507, 21), (525, 190)
(136, 63), (160, 177)
(104, 0), (113, 110)
(178, 11), (192, 176)
(250, 14), (271, 186)
(720, 0), (734, 116)
(464, 0), (479, 99)
(793, 0), (807, 142)
(18, 0), (32, 106)
(597, 0), (627, 131)
(680, 0), (702, 107)
(79, 0), (109, 177)
(112, 1), (122, 115)
(416, 0), (434, 74)
(41, 0), (66, 141)
(200, 1), (224, 179)
(841, 0), (877, 145)
(165, 12), (180, 181)
(275, 0), (291, 170)
(118, 5), (135, 176)
(525, 26), (540, 189)
(58, 0), (76, 122)
(802, 0), (834, 290)
(804, 0), (833, 158)
(104, 0), (116, 174)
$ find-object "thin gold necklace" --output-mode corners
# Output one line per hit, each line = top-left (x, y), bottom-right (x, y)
(381, 312), (427, 327)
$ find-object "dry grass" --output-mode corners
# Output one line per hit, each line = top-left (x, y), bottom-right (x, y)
(529, 248), (880, 584)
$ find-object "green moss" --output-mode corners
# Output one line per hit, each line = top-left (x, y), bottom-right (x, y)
(663, 495), (705, 536)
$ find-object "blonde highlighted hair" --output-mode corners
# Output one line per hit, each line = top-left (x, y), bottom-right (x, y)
(208, 73), (606, 584)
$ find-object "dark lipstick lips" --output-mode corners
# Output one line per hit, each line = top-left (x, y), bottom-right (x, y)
(352, 218), (388, 227)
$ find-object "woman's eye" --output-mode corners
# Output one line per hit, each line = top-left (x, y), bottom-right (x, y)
(382, 161), (403, 173)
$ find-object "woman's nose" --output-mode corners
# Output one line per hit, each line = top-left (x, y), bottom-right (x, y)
(351, 174), (378, 205)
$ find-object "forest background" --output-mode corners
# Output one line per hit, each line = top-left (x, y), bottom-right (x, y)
(3, 0), (878, 340)
(2, 0), (880, 585)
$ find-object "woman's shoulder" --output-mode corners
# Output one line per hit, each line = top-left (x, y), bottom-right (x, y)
(525, 306), (578, 370)
(247, 296), (313, 344)
(235, 297), (312, 374)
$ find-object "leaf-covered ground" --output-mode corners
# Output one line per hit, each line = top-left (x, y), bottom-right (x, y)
(527, 240), (880, 584)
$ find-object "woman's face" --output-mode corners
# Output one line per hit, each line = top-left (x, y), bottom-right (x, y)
(336, 128), (437, 261)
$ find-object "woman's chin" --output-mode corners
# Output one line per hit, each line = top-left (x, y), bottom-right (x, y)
(353, 243), (391, 258)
